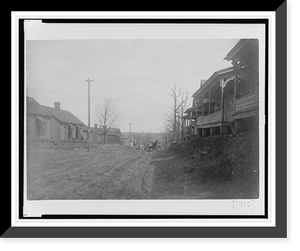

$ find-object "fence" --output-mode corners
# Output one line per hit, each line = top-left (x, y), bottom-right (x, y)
(27, 139), (103, 150)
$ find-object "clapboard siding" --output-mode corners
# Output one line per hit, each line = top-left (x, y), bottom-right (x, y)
(236, 92), (259, 114)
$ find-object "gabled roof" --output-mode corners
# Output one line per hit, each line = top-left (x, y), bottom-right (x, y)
(42, 105), (84, 125)
(224, 39), (258, 62)
(27, 97), (52, 117)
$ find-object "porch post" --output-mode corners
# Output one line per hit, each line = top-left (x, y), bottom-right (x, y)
(202, 94), (204, 116)
(232, 59), (238, 115)
(220, 79), (225, 122)
(190, 111), (192, 136)
(195, 99), (198, 125)
(208, 87), (212, 123)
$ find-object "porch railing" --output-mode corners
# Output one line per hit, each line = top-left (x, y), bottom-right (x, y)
(210, 111), (222, 123)
(235, 92), (259, 114)
(197, 111), (221, 125)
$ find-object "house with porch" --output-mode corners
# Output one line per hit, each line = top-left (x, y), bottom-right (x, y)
(27, 96), (53, 148)
(42, 102), (85, 148)
(183, 39), (259, 139)
(27, 97), (88, 149)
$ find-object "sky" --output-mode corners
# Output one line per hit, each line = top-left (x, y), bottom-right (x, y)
(26, 38), (239, 133)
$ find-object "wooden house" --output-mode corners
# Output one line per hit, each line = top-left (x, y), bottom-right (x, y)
(183, 39), (259, 138)
(223, 39), (259, 126)
(120, 135), (130, 146)
(106, 128), (121, 144)
(84, 123), (121, 145)
(91, 123), (105, 144)
(27, 97), (53, 146)
(42, 102), (84, 144)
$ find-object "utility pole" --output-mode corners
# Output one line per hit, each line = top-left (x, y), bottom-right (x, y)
(129, 123), (132, 146)
(85, 78), (93, 151)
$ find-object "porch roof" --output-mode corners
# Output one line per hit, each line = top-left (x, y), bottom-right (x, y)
(192, 66), (234, 98)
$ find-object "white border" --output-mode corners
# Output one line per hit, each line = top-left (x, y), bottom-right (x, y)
(11, 11), (276, 227)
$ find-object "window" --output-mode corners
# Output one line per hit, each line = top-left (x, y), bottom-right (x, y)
(39, 123), (46, 136)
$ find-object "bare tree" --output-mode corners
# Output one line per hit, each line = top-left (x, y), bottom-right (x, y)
(94, 97), (120, 144)
(166, 83), (189, 141)
(161, 120), (173, 146)
(178, 91), (190, 140)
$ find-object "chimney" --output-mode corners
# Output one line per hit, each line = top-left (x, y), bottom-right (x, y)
(94, 123), (98, 129)
(54, 102), (61, 110)
(200, 80), (206, 88)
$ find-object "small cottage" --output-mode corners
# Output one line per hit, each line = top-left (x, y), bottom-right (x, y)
(42, 102), (84, 146)
(27, 97), (52, 144)
(106, 128), (121, 144)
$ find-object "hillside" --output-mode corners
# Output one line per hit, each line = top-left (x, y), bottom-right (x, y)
(150, 129), (260, 199)
(122, 131), (164, 144)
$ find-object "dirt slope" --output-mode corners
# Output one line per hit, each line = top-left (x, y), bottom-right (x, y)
(149, 130), (260, 199)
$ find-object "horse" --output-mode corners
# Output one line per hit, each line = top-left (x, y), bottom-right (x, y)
(146, 140), (158, 152)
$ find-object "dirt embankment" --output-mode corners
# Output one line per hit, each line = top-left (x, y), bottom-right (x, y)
(149, 130), (260, 199)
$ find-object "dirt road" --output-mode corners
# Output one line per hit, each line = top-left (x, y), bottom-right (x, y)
(27, 144), (218, 200)
(27, 145), (158, 200)
(28, 139), (253, 200)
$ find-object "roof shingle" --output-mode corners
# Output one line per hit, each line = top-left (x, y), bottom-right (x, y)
(27, 97), (52, 117)
(42, 105), (84, 125)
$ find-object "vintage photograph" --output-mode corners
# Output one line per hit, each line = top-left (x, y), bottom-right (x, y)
(25, 33), (261, 201)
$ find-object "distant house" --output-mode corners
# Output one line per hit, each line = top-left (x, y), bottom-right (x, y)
(42, 102), (84, 144)
(87, 123), (121, 145)
(106, 128), (121, 144)
(79, 123), (121, 145)
(90, 123), (105, 144)
(120, 135), (129, 146)
(27, 96), (52, 141)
